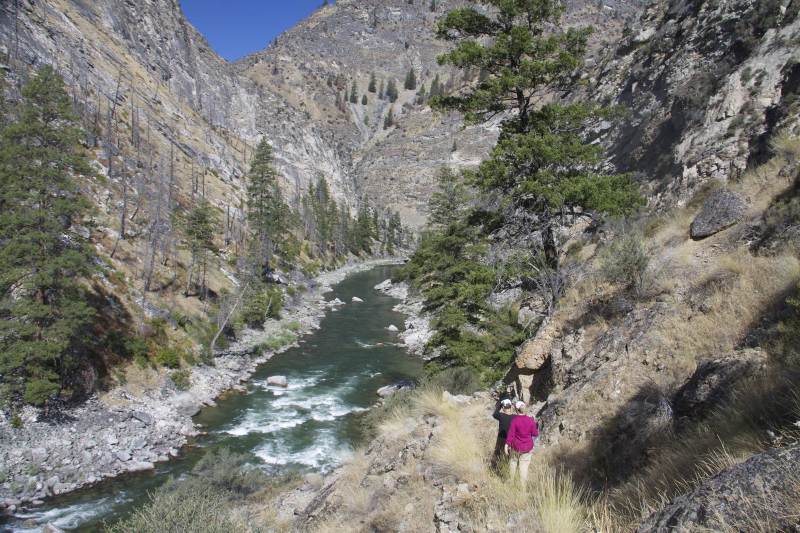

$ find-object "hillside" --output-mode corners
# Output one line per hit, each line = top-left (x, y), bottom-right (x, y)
(1, 0), (800, 531)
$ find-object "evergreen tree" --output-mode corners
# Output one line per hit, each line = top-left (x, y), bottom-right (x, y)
(179, 199), (220, 297)
(246, 140), (292, 260)
(378, 79), (385, 100)
(428, 167), (469, 227)
(368, 73), (377, 93)
(349, 80), (358, 104)
(361, 94), (368, 106)
(416, 83), (427, 105)
(429, 74), (442, 98)
(404, 68), (417, 90)
(435, 0), (641, 267)
(354, 205), (374, 253)
(430, 0), (437, 11)
(386, 79), (399, 103)
(383, 107), (395, 129)
(0, 66), (97, 406)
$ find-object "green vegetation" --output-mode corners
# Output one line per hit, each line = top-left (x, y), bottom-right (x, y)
(170, 369), (191, 390)
(599, 231), (651, 296)
(401, 0), (642, 385)
(301, 176), (405, 262)
(404, 68), (417, 90)
(240, 283), (283, 328)
(368, 72), (377, 93)
(178, 199), (220, 298)
(0, 66), (97, 407)
(386, 79), (399, 103)
(108, 448), (275, 533)
(245, 139), (293, 261)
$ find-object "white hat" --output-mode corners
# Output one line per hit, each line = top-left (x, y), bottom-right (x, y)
(515, 400), (526, 410)
(501, 398), (512, 407)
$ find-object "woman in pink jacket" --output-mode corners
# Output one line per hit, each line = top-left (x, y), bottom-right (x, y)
(504, 400), (539, 488)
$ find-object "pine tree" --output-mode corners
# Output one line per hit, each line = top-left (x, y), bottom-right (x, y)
(428, 167), (469, 227)
(386, 79), (399, 103)
(0, 66), (97, 406)
(368, 73), (377, 93)
(383, 107), (395, 129)
(416, 83), (427, 105)
(404, 68), (417, 90)
(430, 0), (437, 11)
(179, 199), (220, 297)
(429, 74), (441, 98)
(349, 80), (358, 104)
(378, 79), (385, 100)
(435, 0), (641, 267)
(361, 94), (368, 106)
(246, 139), (292, 260)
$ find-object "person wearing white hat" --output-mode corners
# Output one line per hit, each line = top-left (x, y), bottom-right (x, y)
(504, 400), (539, 488)
(491, 397), (516, 470)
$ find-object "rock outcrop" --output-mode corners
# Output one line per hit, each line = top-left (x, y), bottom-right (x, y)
(690, 188), (748, 239)
(637, 443), (800, 533)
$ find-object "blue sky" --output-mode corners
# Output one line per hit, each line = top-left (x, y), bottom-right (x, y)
(180, 1), (332, 61)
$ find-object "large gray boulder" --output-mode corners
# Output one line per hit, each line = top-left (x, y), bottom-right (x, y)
(637, 444), (800, 532)
(690, 189), (747, 240)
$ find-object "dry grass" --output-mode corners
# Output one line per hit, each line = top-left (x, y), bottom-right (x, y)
(653, 252), (799, 361)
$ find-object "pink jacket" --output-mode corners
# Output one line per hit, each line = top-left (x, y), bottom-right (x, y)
(506, 415), (538, 453)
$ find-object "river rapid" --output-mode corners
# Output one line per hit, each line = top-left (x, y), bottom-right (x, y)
(3, 265), (421, 532)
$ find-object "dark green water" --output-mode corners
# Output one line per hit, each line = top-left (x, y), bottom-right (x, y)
(4, 265), (421, 532)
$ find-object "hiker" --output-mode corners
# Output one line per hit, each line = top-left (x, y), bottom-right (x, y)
(491, 398), (516, 470)
(505, 400), (539, 488)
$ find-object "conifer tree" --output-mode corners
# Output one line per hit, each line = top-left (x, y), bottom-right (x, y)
(349, 80), (358, 104)
(429, 167), (469, 227)
(383, 107), (395, 129)
(0, 66), (97, 406)
(368, 73), (377, 93)
(435, 0), (641, 267)
(404, 69), (417, 90)
(246, 139), (291, 260)
(429, 74), (442, 98)
(179, 199), (220, 297)
(378, 79), (385, 100)
(361, 94), (368, 106)
(386, 79), (399, 103)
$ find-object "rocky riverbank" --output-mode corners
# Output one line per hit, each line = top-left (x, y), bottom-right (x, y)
(373, 279), (435, 359)
(0, 259), (404, 512)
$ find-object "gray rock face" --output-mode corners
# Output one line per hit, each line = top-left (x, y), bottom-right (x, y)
(690, 189), (747, 239)
(637, 444), (800, 532)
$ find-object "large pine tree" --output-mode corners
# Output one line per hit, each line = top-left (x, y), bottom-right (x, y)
(245, 139), (291, 261)
(0, 66), (97, 406)
(434, 0), (641, 266)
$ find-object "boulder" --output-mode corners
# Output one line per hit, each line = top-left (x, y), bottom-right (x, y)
(374, 279), (393, 291)
(351, 296), (364, 303)
(690, 188), (747, 239)
(266, 375), (289, 388)
(637, 444), (800, 532)
(131, 411), (154, 425)
(43, 524), (65, 533)
(377, 380), (415, 398)
(387, 324), (399, 332)
(442, 391), (471, 404)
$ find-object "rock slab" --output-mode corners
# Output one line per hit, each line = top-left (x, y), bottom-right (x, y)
(690, 189), (747, 240)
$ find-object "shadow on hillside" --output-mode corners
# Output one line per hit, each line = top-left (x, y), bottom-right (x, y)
(550, 381), (674, 492)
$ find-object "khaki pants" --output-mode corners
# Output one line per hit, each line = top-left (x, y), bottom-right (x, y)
(509, 450), (532, 487)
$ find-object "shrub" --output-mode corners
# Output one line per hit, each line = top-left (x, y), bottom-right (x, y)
(600, 232), (651, 296)
(240, 284), (284, 328)
(10, 414), (22, 429)
(106, 482), (243, 533)
(154, 347), (183, 369)
(423, 366), (482, 395)
(170, 369), (191, 391)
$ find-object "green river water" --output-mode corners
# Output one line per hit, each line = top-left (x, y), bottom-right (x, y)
(3, 265), (422, 532)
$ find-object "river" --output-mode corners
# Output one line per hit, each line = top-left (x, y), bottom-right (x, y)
(2, 265), (422, 532)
